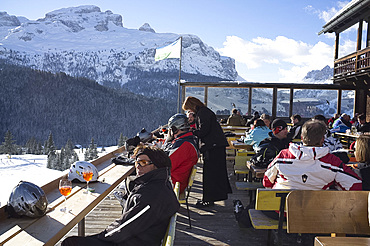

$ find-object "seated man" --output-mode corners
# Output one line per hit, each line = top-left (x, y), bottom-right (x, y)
(226, 108), (246, 126)
(164, 113), (199, 194)
(331, 113), (351, 133)
(62, 145), (180, 246)
(249, 119), (290, 168)
(356, 113), (370, 133)
(287, 114), (303, 141)
(263, 120), (362, 190)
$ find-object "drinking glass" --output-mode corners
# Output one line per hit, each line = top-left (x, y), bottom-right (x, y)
(83, 166), (93, 194)
(59, 179), (72, 213)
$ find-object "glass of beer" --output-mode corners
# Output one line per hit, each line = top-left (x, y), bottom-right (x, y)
(83, 166), (93, 194)
(59, 179), (72, 213)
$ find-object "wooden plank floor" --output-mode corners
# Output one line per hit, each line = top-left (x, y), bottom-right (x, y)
(57, 160), (310, 245)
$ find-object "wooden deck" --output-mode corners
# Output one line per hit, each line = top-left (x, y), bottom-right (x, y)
(57, 160), (308, 245)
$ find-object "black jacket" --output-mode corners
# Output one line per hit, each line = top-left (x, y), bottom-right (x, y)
(250, 134), (289, 168)
(193, 106), (229, 153)
(97, 168), (180, 246)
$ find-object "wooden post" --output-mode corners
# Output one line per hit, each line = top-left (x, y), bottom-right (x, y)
(337, 89), (342, 114)
(204, 86), (208, 107)
(335, 33), (340, 60)
(289, 88), (294, 117)
(181, 84), (186, 113)
(272, 87), (277, 119)
(78, 218), (85, 236)
(357, 20), (363, 51)
(248, 86), (252, 116)
(367, 20), (370, 47)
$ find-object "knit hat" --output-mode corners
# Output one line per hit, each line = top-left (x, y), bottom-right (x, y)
(134, 146), (171, 169)
(271, 119), (287, 135)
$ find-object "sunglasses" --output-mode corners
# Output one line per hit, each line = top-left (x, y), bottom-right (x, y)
(135, 160), (154, 167)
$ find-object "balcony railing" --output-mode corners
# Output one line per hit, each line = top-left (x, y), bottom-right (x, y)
(334, 47), (370, 77)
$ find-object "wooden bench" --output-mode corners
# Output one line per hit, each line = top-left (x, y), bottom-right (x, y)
(0, 146), (135, 246)
(248, 189), (290, 246)
(162, 182), (180, 246)
(287, 190), (370, 246)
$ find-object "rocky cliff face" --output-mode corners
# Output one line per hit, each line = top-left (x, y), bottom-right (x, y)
(0, 6), (238, 99)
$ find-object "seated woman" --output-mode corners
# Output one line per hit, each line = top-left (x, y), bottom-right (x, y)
(244, 119), (271, 151)
(352, 134), (370, 190)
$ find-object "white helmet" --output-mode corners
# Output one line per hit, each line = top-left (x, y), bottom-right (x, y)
(68, 161), (99, 182)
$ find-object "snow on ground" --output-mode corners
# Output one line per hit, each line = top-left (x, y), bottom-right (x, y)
(0, 146), (118, 207)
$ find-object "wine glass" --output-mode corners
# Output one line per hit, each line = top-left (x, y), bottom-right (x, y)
(83, 166), (93, 194)
(59, 179), (72, 213)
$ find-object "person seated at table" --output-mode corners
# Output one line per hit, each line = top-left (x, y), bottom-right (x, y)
(351, 134), (370, 190)
(246, 111), (260, 127)
(226, 108), (246, 126)
(186, 111), (197, 130)
(244, 119), (271, 151)
(263, 120), (362, 190)
(312, 115), (343, 152)
(328, 113), (339, 128)
(249, 119), (289, 168)
(163, 113), (199, 194)
(287, 114), (303, 141)
(331, 113), (351, 133)
(260, 113), (271, 129)
(356, 114), (370, 133)
(62, 145), (180, 246)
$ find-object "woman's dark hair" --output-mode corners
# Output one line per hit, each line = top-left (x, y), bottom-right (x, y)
(254, 119), (266, 128)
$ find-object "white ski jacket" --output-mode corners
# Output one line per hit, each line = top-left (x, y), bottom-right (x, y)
(263, 143), (362, 190)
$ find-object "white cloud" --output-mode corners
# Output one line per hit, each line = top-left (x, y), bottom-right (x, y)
(217, 35), (333, 82)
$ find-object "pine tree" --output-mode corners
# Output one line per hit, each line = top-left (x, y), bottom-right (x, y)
(1, 130), (17, 156)
(47, 150), (57, 169)
(89, 138), (98, 160)
(44, 132), (55, 155)
(118, 133), (125, 147)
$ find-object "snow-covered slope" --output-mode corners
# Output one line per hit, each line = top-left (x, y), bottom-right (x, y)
(0, 6), (237, 96)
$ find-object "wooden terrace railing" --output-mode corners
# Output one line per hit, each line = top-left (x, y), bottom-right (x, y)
(334, 46), (370, 77)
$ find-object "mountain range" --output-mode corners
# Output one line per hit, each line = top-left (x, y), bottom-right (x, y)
(0, 6), (238, 100)
(0, 5), (343, 146)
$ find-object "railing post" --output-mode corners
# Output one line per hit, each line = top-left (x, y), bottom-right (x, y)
(204, 86), (208, 107)
(289, 88), (294, 117)
(248, 87), (252, 116)
(78, 218), (85, 237)
(272, 87), (277, 119)
(337, 89), (342, 114)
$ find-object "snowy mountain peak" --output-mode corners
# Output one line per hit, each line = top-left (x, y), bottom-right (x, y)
(0, 12), (21, 27)
(139, 23), (155, 33)
(303, 65), (333, 82)
(0, 5), (238, 98)
(41, 5), (123, 33)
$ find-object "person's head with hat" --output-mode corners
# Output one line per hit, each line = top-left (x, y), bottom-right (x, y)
(133, 145), (171, 177)
(271, 119), (288, 139)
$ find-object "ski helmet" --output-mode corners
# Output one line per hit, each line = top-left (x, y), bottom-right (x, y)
(168, 114), (190, 133)
(68, 161), (99, 182)
(7, 181), (48, 218)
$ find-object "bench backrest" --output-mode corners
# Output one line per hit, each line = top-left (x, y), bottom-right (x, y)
(255, 189), (291, 211)
(162, 182), (180, 246)
(287, 190), (370, 235)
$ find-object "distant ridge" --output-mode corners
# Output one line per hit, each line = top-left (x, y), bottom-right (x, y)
(0, 60), (175, 147)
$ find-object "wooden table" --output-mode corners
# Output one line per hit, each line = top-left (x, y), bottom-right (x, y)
(334, 132), (360, 148)
(230, 140), (254, 151)
(246, 161), (266, 180)
(0, 156), (134, 245)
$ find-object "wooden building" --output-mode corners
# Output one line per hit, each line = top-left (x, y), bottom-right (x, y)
(319, 0), (370, 120)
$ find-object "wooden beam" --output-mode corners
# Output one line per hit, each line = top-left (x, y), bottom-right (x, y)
(367, 21), (370, 47)
(204, 86), (208, 107)
(357, 19), (363, 51)
(335, 32), (340, 60)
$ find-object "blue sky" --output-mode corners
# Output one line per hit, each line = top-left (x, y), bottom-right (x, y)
(2, 0), (358, 82)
